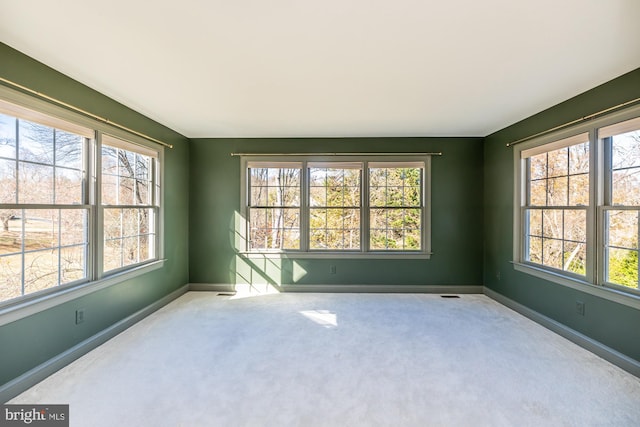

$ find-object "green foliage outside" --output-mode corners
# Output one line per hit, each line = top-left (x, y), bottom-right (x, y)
(608, 250), (639, 289)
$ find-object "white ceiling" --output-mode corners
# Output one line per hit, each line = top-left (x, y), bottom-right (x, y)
(1, 0), (639, 138)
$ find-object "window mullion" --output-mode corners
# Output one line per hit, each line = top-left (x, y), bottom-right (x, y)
(362, 161), (370, 253)
(94, 132), (104, 280)
(301, 161), (309, 252)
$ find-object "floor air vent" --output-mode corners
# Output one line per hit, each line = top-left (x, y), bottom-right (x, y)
(440, 295), (460, 298)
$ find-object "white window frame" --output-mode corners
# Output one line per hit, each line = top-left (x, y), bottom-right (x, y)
(513, 104), (640, 309)
(240, 155), (432, 259)
(0, 85), (164, 325)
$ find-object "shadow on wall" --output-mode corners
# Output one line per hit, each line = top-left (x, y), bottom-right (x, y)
(228, 211), (308, 294)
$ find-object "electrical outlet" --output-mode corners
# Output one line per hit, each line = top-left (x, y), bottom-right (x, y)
(496, 271), (501, 281)
(330, 265), (337, 274)
(576, 301), (585, 316)
(75, 309), (85, 324)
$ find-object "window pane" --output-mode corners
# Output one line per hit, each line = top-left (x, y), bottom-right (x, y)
(369, 167), (419, 208)
(0, 159), (16, 203)
(102, 146), (118, 173)
(542, 238), (562, 270)
(251, 185), (267, 207)
(547, 147), (568, 177)
(102, 144), (154, 206)
(527, 209), (542, 238)
(529, 154), (547, 180)
(60, 245), (85, 284)
(104, 239), (122, 272)
(369, 186), (386, 207)
(569, 143), (589, 174)
(104, 208), (122, 241)
(564, 210), (586, 243)
(60, 209), (87, 246)
(0, 113), (16, 160)
(529, 180), (546, 206)
(102, 173), (118, 205)
(309, 186), (326, 207)
(542, 209), (562, 239)
(612, 169), (640, 206)
(370, 228), (387, 250)
(249, 207), (299, 250)
(548, 177), (568, 206)
(24, 249), (59, 295)
(607, 247), (638, 289)
(19, 120), (54, 164)
(55, 168), (83, 204)
(611, 127), (640, 206)
(612, 130), (640, 170)
(24, 209), (58, 251)
(310, 229), (327, 249)
(122, 237), (140, 267)
(55, 130), (84, 169)
(607, 210), (638, 249)
(103, 206), (156, 272)
(0, 253), (22, 302)
(528, 236), (542, 264)
(0, 209), (21, 255)
(564, 242), (586, 275)
(568, 174), (589, 206)
(18, 162), (54, 204)
(250, 168), (300, 207)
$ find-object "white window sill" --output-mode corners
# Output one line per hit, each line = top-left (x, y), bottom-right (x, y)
(0, 259), (165, 327)
(238, 251), (432, 260)
(512, 261), (640, 310)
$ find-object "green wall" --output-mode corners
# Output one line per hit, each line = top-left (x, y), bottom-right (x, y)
(483, 68), (640, 361)
(189, 137), (484, 287)
(2, 39), (639, 397)
(0, 43), (190, 387)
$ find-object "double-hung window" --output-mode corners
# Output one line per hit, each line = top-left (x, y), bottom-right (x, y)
(309, 162), (361, 251)
(514, 106), (640, 297)
(101, 135), (159, 273)
(242, 156), (431, 257)
(247, 162), (301, 250)
(521, 133), (590, 277)
(0, 92), (162, 308)
(602, 116), (640, 288)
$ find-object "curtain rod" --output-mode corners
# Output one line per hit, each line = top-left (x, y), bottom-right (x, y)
(0, 76), (173, 149)
(506, 96), (640, 148)
(230, 152), (442, 157)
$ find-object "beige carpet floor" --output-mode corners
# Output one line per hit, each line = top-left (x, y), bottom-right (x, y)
(10, 292), (640, 426)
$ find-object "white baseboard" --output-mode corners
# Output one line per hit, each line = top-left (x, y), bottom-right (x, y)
(0, 284), (189, 403)
(484, 287), (640, 378)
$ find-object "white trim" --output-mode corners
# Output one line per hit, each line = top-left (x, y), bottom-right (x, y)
(599, 115), (640, 139)
(102, 134), (158, 158)
(0, 283), (187, 403)
(520, 132), (589, 158)
(0, 260), (165, 327)
(0, 98), (94, 139)
(484, 287), (640, 378)
(240, 155), (432, 256)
